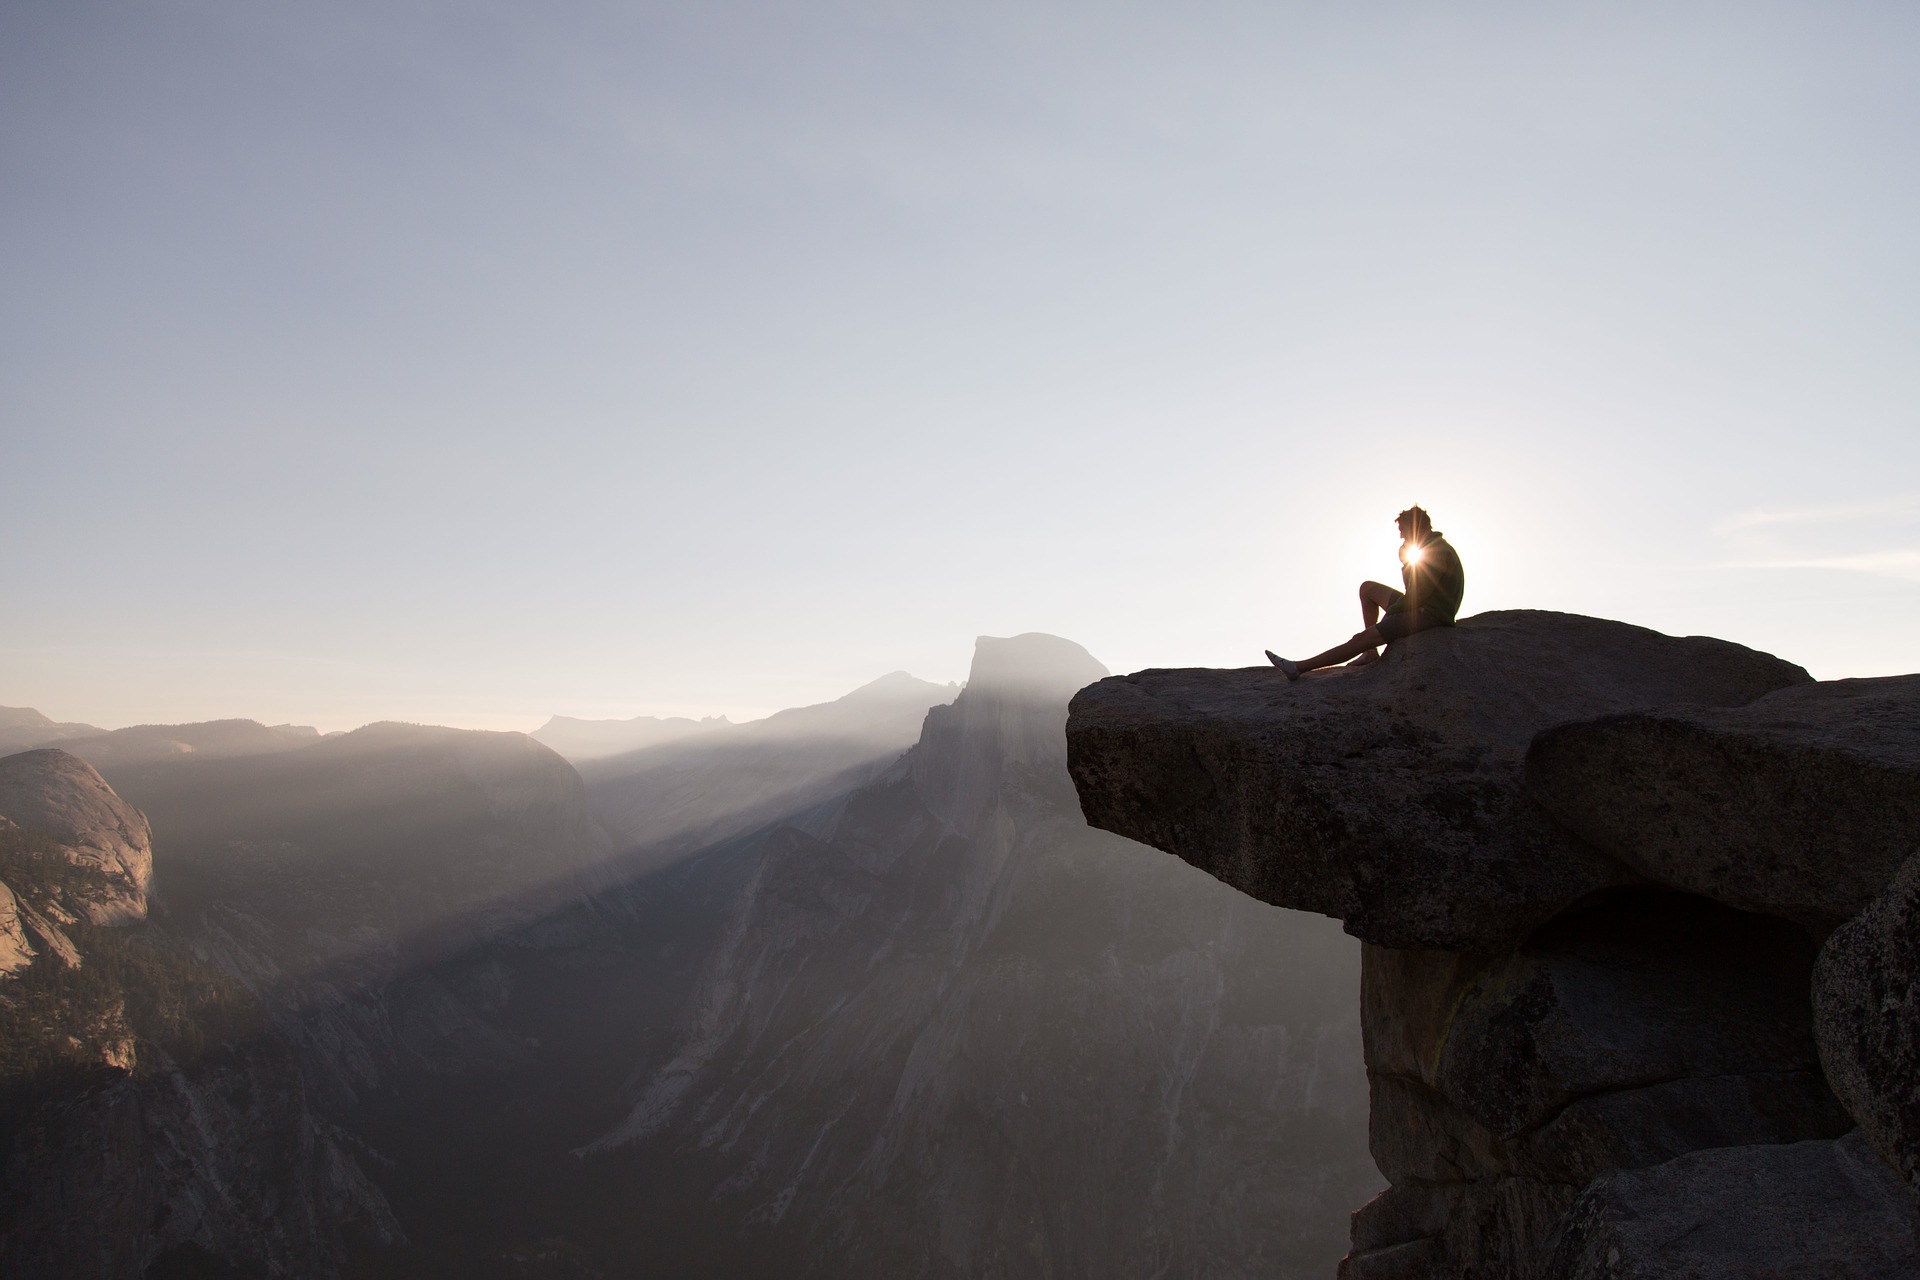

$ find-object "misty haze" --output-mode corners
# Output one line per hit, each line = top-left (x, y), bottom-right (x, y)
(6, 3), (1920, 1279)
(0, 637), (1376, 1277)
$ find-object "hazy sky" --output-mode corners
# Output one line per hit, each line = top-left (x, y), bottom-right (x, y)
(5, 1), (1917, 731)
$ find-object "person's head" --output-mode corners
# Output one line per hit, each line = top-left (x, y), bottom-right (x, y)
(1396, 505), (1433, 543)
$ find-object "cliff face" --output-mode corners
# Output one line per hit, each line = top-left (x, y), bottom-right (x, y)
(1065, 612), (1807, 953)
(0, 724), (611, 1279)
(6, 672), (1371, 1278)
(0, 749), (154, 925)
(0, 750), (400, 1279)
(584, 633), (1378, 1278)
(1066, 611), (1920, 1279)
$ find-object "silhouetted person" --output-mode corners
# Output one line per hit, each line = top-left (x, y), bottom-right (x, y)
(1266, 506), (1465, 681)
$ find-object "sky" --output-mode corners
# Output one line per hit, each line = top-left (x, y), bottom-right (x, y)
(4, 0), (1917, 732)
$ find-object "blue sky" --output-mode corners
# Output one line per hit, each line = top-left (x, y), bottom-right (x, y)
(4, 1), (1917, 730)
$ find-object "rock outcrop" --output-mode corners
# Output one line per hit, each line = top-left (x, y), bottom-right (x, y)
(1537, 1133), (1917, 1280)
(1065, 611), (1808, 952)
(1814, 847), (1920, 1202)
(0, 872), (35, 976)
(1526, 674), (1920, 932)
(0, 723), (612, 1279)
(1065, 610), (1920, 1278)
(0, 748), (153, 924)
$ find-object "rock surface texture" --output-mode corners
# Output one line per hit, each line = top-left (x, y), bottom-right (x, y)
(1066, 611), (1808, 952)
(0, 748), (154, 924)
(1065, 610), (1920, 1279)
(1527, 673), (1920, 931)
(1537, 1133), (1917, 1280)
(1814, 848), (1920, 1201)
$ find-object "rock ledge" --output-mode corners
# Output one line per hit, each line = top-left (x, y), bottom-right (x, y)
(1066, 611), (1920, 1278)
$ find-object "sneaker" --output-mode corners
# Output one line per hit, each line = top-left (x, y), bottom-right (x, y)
(1265, 651), (1300, 682)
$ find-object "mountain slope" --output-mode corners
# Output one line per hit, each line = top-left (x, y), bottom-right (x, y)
(0, 647), (1374, 1278)
(531, 712), (730, 762)
(103, 722), (610, 978)
(52, 719), (322, 772)
(0, 708), (104, 755)
(0, 749), (153, 925)
(0, 752), (399, 1280)
(577, 634), (1376, 1277)
(578, 670), (958, 860)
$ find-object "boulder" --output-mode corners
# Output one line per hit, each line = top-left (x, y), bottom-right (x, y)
(1066, 611), (1808, 950)
(1509, 1072), (1852, 1188)
(1422, 892), (1833, 1142)
(1814, 847), (1920, 1202)
(1355, 894), (1852, 1275)
(1526, 674), (1920, 931)
(1363, 1045), (1848, 1193)
(1340, 1172), (1577, 1280)
(0, 749), (152, 924)
(1537, 1131), (1920, 1280)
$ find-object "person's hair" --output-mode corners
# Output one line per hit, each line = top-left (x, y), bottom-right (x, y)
(1397, 505), (1433, 536)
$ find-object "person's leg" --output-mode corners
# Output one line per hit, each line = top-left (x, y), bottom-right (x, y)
(1359, 580), (1398, 629)
(1294, 626), (1385, 674)
(1270, 628), (1385, 678)
(1268, 611), (1439, 682)
(1351, 581), (1400, 666)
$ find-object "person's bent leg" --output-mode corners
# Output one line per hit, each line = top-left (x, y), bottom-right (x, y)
(1359, 581), (1397, 629)
(1355, 582), (1399, 664)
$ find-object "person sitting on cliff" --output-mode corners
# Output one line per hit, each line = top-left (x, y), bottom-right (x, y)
(1265, 505), (1465, 681)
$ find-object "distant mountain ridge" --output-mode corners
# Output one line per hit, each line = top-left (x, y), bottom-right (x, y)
(0, 720), (612, 1278)
(99, 720), (609, 975)
(50, 719), (322, 770)
(0, 640), (1374, 1278)
(0, 707), (104, 754)
(578, 670), (959, 859)
(532, 712), (731, 762)
(0, 707), (326, 766)
(572, 633), (1375, 1276)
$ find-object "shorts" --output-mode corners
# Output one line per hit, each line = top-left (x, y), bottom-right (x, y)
(1375, 607), (1448, 643)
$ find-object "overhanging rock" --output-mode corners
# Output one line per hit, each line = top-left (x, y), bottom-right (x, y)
(1064, 610), (1807, 952)
(1526, 673), (1920, 931)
